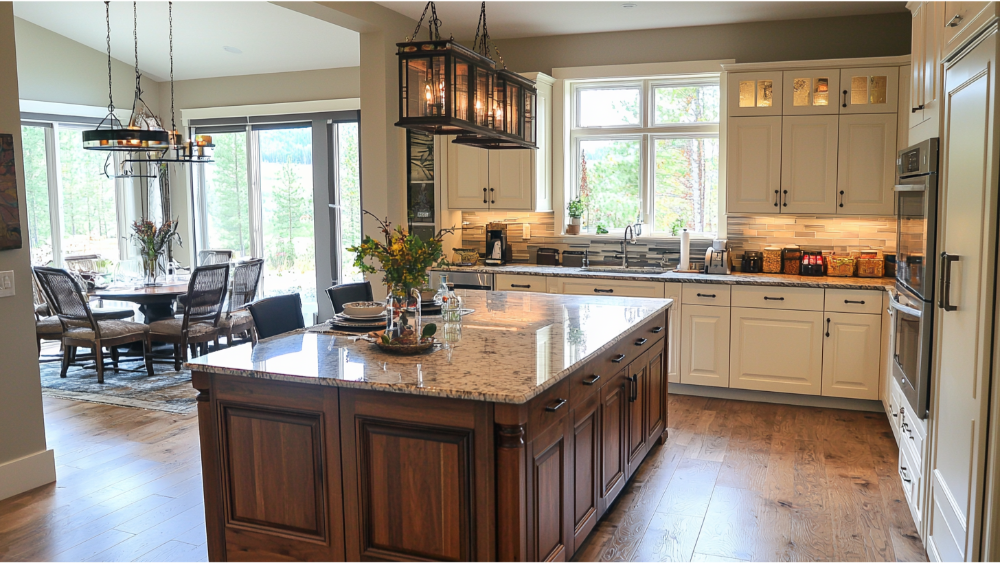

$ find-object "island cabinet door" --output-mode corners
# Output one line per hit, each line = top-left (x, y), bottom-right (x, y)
(626, 350), (651, 475)
(571, 392), (601, 548)
(526, 414), (574, 562)
(599, 367), (629, 512)
(337, 389), (495, 562)
(645, 342), (667, 445)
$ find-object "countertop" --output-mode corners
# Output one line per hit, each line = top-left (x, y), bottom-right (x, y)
(433, 264), (896, 291)
(186, 291), (672, 404)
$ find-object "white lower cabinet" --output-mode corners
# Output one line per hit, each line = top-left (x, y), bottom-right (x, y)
(821, 312), (882, 400)
(545, 277), (665, 298)
(495, 273), (545, 293)
(730, 307), (824, 395)
(664, 283), (682, 383)
(680, 304), (730, 387)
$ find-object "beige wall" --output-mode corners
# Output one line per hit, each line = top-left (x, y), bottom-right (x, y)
(493, 12), (910, 75)
(14, 16), (160, 113)
(0, 2), (55, 500)
(158, 66), (360, 115)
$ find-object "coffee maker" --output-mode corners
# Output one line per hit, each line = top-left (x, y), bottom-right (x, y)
(485, 223), (512, 266)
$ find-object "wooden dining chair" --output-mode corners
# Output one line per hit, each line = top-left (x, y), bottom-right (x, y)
(325, 281), (373, 314)
(149, 263), (230, 370)
(34, 267), (153, 383)
(32, 269), (63, 357)
(219, 258), (264, 347)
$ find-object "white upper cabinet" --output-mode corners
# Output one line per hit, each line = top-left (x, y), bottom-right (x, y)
(727, 116), (782, 214)
(839, 66), (900, 114)
(837, 113), (898, 215)
(447, 141), (489, 209)
(942, 1), (992, 59)
(909, 1), (944, 142)
(782, 70), (841, 115)
(489, 149), (534, 209)
(780, 115), (839, 214)
(728, 72), (783, 116)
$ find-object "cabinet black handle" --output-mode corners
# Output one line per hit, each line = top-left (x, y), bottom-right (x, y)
(900, 466), (912, 483)
(946, 13), (963, 27)
(774, 189), (779, 207)
(628, 375), (638, 402)
(940, 252), (959, 311)
(844, 299), (866, 305)
(482, 187), (487, 204)
(594, 288), (614, 294)
(583, 374), (601, 386)
(782, 189), (788, 207)
(489, 187), (495, 204)
(611, 353), (626, 363)
(635, 338), (647, 346)
(842, 89), (848, 108)
(511, 284), (531, 289)
(839, 190), (845, 208)
(651, 326), (663, 334)
(763, 296), (784, 301)
(545, 398), (568, 412)
(696, 293), (716, 298)
(912, 104), (925, 113)
(826, 318), (831, 338)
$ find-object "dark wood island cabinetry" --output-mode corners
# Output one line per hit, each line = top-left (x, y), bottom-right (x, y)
(188, 292), (672, 561)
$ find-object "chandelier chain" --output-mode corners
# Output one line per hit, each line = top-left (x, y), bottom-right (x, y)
(410, 1), (441, 41)
(105, 1), (114, 114)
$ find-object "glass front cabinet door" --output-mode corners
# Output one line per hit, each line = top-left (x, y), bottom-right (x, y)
(782, 70), (841, 115)
(839, 67), (900, 114)
(728, 72), (783, 117)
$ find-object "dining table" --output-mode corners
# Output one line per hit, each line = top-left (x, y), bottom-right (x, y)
(91, 281), (189, 324)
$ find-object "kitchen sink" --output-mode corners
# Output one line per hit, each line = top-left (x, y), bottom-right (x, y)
(582, 266), (672, 275)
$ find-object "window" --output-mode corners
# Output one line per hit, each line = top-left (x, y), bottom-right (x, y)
(57, 126), (120, 259)
(337, 123), (362, 283)
(571, 76), (720, 235)
(20, 125), (53, 265)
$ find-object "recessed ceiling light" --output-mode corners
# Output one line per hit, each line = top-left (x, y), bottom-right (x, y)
(622, 3), (637, 7)
(223, 46), (242, 55)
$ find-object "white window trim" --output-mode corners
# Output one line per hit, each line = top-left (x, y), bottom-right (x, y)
(552, 60), (732, 241)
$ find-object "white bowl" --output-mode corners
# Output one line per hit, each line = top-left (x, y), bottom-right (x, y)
(342, 301), (386, 318)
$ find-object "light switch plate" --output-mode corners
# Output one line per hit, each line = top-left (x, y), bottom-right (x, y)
(0, 271), (13, 298)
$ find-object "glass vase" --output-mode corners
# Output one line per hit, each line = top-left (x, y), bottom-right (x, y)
(385, 285), (422, 343)
(141, 253), (161, 286)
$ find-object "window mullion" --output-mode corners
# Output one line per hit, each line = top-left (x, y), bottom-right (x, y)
(44, 124), (64, 267)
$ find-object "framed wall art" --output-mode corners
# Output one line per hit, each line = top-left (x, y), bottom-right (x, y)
(0, 133), (22, 251)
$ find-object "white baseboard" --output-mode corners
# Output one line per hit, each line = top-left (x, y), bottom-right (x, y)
(0, 449), (56, 501)
(669, 383), (884, 412)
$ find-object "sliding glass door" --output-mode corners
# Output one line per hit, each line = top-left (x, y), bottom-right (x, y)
(57, 126), (119, 260)
(202, 131), (251, 257)
(336, 122), (362, 283)
(20, 125), (53, 265)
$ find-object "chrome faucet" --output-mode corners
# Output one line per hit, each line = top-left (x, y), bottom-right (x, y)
(620, 224), (638, 268)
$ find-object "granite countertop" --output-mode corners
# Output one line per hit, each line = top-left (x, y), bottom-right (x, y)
(186, 291), (672, 404)
(433, 264), (896, 291)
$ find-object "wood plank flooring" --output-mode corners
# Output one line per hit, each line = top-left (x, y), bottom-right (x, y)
(573, 395), (928, 562)
(0, 394), (925, 562)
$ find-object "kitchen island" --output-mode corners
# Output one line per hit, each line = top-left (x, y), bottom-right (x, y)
(187, 291), (672, 562)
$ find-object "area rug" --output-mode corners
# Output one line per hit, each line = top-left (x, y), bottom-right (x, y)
(38, 354), (197, 414)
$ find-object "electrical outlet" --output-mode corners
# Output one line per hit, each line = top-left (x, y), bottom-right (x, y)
(0, 271), (13, 298)
(523, 223), (531, 240)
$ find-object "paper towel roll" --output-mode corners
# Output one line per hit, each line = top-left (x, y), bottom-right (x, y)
(679, 229), (690, 270)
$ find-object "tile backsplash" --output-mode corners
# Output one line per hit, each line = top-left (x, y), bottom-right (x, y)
(458, 212), (896, 266)
(726, 215), (897, 258)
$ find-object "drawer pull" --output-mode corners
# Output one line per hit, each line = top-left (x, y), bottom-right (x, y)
(946, 13), (963, 27)
(545, 398), (568, 412)
(635, 338), (648, 346)
(511, 284), (531, 289)
(628, 375), (638, 402)
(844, 299), (866, 305)
(583, 374), (601, 386)
(594, 288), (614, 294)
(611, 354), (626, 364)
(651, 326), (664, 334)
(826, 318), (831, 338)
(900, 467), (912, 483)
(764, 296), (785, 301)
(696, 293), (716, 298)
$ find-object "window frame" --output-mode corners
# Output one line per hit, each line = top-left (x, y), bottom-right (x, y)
(569, 74), (721, 236)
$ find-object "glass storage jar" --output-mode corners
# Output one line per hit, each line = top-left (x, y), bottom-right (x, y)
(762, 246), (782, 273)
(782, 246), (802, 276)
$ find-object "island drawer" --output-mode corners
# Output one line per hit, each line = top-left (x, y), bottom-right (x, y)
(569, 320), (661, 404)
(496, 273), (545, 293)
(682, 283), (731, 306)
(529, 378), (571, 440)
(824, 289), (884, 314)
(731, 285), (824, 311)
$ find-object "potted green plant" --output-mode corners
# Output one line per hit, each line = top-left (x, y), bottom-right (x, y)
(567, 198), (585, 235)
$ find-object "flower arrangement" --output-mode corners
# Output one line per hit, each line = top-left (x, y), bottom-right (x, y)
(349, 211), (450, 294)
(130, 218), (182, 284)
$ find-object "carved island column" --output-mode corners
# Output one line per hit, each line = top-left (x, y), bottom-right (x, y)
(494, 403), (529, 562)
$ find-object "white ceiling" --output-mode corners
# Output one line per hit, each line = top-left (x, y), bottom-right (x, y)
(378, 1), (908, 40)
(13, 2), (360, 82)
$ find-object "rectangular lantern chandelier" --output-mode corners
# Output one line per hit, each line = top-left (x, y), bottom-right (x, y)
(395, 2), (537, 150)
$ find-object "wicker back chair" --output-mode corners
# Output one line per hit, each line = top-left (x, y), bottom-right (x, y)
(33, 267), (152, 383)
(149, 263), (230, 369)
(219, 258), (264, 347)
(31, 269), (62, 356)
(64, 254), (101, 272)
(198, 249), (233, 266)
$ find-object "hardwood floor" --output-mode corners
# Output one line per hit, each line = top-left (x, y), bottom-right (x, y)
(573, 395), (928, 562)
(0, 394), (925, 562)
